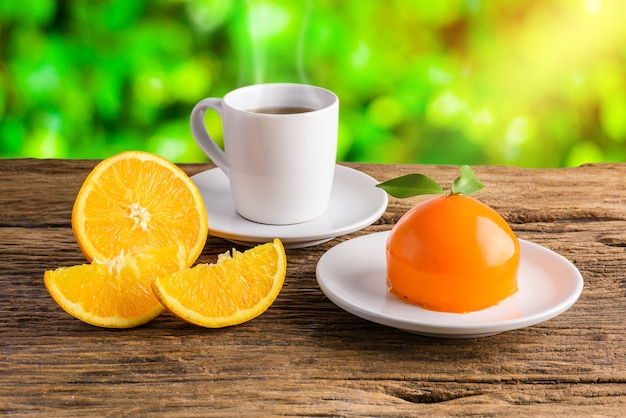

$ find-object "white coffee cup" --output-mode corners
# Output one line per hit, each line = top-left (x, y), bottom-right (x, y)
(191, 83), (339, 225)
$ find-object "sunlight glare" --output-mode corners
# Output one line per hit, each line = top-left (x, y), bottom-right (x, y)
(583, 0), (602, 16)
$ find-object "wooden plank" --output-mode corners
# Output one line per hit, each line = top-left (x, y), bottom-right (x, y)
(0, 159), (624, 415)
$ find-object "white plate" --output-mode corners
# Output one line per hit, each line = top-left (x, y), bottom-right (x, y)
(316, 231), (584, 338)
(191, 165), (388, 249)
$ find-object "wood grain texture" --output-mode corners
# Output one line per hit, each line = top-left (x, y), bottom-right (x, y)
(1, 158), (625, 416)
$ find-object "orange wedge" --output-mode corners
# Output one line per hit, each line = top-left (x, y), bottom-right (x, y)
(72, 151), (208, 267)
(44, 245), (187, 328)
(153, 239), (286, 328)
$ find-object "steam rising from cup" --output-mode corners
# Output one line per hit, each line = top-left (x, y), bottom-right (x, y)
(242, 0), (312, 85)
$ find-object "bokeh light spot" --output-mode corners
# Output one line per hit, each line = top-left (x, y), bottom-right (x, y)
(367, 95), (405, 129)
(351, 42), (370, 70)
(502, 117), (530, 161)
(566, 141), (604, 166)
(186, 0), (233, 33)
(427, 90), (467, 124)
(247, 1), (290, 40)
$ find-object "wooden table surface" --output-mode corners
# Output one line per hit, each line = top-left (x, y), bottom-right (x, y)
(1, 158), (625, 416)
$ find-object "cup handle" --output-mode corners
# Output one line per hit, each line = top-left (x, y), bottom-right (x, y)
(190, 98), (229, 176)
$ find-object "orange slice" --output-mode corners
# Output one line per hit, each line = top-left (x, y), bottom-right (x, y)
(44, 245), (187, 328)
(153, 239), (287, 328)
(72, 151), (208, 267)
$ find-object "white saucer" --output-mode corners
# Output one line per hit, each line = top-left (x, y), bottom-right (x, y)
(191, 165), (388, 249)
(316, 231), (584, 338)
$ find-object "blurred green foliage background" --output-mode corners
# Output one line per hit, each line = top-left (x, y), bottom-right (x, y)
(1, 0), (626, 166)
